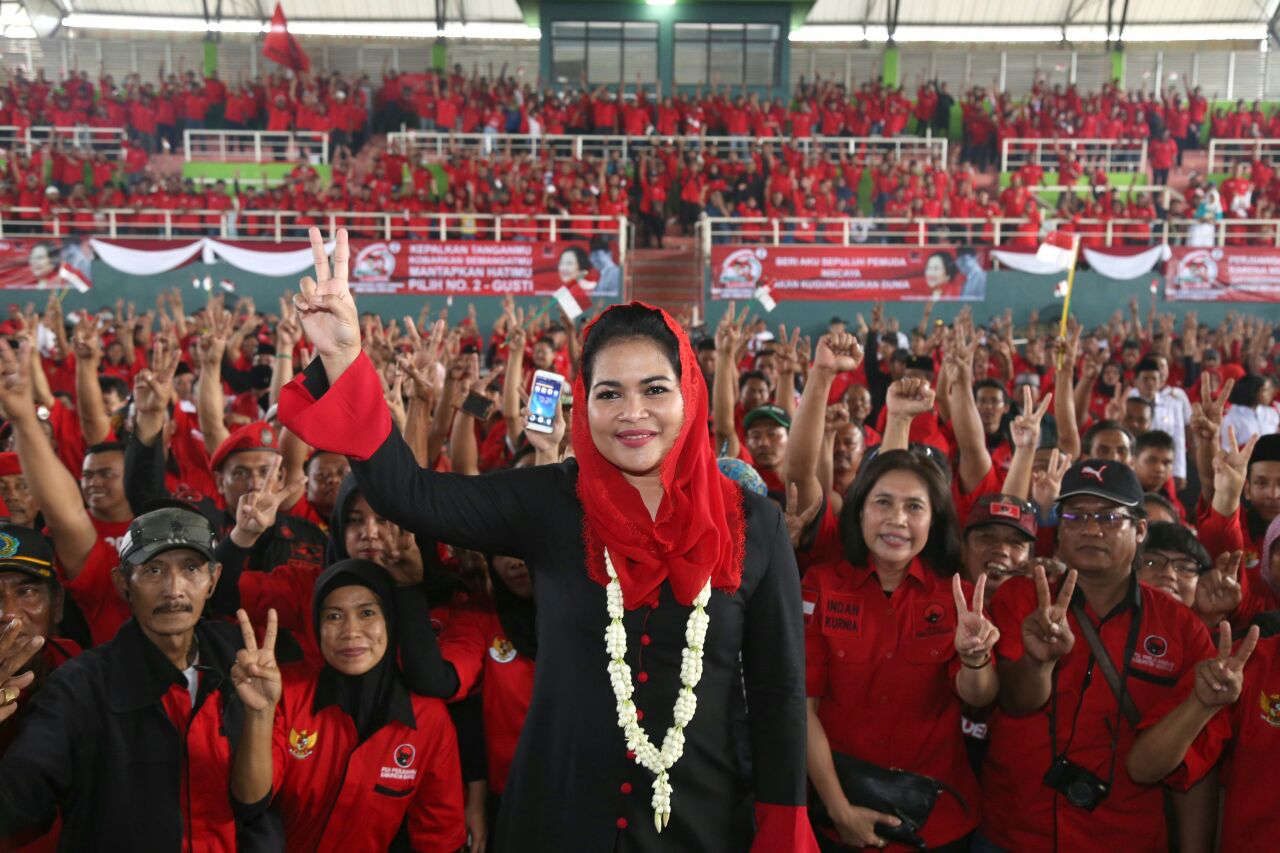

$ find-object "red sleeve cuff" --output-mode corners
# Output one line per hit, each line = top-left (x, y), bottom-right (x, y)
(752, 802), (818, 853)
(278, 352), (392, 462)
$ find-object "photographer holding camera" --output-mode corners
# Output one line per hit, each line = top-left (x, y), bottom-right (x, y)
(973, 460), (1227, 853)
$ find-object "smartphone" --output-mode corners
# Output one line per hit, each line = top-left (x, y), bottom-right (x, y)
(460, 391), (496, 422)
(526, 369), (566, 434)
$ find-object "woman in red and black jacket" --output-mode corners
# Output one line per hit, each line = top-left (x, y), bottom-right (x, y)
(229, 559), (466, 853)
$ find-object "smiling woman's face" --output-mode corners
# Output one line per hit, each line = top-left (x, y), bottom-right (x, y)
(319, 585), (388, 676)
(586, 338), (684, 478)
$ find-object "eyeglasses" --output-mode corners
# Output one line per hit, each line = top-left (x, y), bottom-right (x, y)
(1141, 553), (1201, 577)
(1059, 510), (1136, 531)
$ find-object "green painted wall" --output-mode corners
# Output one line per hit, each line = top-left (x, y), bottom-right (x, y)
(699, 268), (1280, 342)
(181, 162), (334, 190)
(64, 260), (624, 333)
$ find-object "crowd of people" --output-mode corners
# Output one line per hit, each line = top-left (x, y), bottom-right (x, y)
(6, 132), (1278, 250)
(0, 223), (1274, 850)
(5, 59), (1280, 250)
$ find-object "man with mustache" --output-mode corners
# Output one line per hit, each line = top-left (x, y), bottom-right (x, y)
(0, 507), (278, 850)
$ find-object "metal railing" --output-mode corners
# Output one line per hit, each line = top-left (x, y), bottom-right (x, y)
(1206, 139), (1280, 175)
(696, 214), (1280, 253)
(0, 125), (127, 157)
(1001, 138), (1149, 174)
(386, 130), (948, 164)
(183, 130), (331, 164)
(0, 208), (629, 259)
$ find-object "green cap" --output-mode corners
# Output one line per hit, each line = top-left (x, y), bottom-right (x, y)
(743, 404), (792, 431)
(118, 507), (217, 566)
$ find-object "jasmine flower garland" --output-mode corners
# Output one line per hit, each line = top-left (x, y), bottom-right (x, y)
(603, 549), (711, 833)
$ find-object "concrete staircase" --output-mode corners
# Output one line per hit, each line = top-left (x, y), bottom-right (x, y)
(627, 235), (702, 313)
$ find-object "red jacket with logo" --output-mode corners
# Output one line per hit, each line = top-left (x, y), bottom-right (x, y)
(803, 558), (980, 849)
(438, 602), (534, 794)
(268, 664), (466, 853)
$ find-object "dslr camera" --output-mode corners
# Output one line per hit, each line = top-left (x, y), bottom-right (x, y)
(1043, 757), (1109, 812)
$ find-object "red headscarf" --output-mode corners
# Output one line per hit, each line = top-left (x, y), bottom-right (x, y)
(571, 303), (745, 610)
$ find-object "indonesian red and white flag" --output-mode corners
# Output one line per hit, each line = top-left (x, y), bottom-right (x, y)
(552, 282), (592, 320)
(1036, 230), (1076, 266)
(754, 280), (777, 313)
(58, 263), (90, 293)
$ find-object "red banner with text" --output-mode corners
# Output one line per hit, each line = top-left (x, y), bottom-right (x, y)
(710, 244), (988, 301)
(1164, 247), (1280, 302)
(347, 240), (621, 298)
(0, 238), (94, 290)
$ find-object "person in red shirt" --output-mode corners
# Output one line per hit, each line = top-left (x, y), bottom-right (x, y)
(804, 449), (995, 849)
(980, 461), (1224, 853)
(1148, 129), (1178, 186)
(228, 559), (467, 853)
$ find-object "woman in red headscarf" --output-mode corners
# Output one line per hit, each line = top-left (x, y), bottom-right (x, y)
(279, 227), (817, 852)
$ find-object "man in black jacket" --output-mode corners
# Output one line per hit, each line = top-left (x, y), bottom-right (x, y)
(0, 507), (279, 851)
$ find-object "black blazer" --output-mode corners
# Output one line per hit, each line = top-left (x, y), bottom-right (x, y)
(0, 618), (282, 851)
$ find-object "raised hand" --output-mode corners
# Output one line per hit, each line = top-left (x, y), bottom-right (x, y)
(1194, 550), (1244, 625)
(1011, 386), (1053, 449)
(784, 481), (822, 549)
(295, 227), (360, 374)
(230, 456), (307, 547)
(1031, 448), (1072, 510)
(134, 338), (181, 416)
(1192, 622), (1259, 708)
(953, 573), (1000, 664)
(813, 332), (864, 375)
(1021, 564), (1078, 665)
(521, 397), (566, 460)
(230, 609), (282, 714)
(1213, 426), (1259, 504)
(72, 313), (103, 363)
(0, 617), (39, 725)
(0, 339), (36, 420)
(885, 377), (936, 419)
(195, 304), (232, 370)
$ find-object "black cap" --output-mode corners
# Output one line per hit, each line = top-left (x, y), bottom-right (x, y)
(118, 507), (217, 566)
(1251, 433), (1280, 468)
(0, 526), (56, 583)
(905, 355), (934, 374)
(1057, 459), (1145, 508)
(1135, 357), (1161, 374)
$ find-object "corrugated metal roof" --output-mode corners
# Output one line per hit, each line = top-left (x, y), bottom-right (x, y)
(807, 0), (1275, 25)
(68, 0), (525, 21)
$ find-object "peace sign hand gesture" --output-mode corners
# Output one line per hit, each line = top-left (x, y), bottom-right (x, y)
(1010, 386), (1053, 450)
(295, 227), (360, 377)
(1194, 550), (1244, 625)
(231, 609), (282, 715)
(1192, 622), (1259, 709)
(953, 574), (1000, 666)
(1022, 564), (1078, 665)
(230, 456), (307, 548)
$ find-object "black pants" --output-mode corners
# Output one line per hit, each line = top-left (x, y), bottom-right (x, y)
(642, 211), (665, 248)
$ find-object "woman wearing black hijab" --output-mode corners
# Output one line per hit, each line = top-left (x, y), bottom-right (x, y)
(228, 559), (466, 853)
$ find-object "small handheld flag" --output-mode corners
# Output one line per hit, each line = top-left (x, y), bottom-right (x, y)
(552, 282), (593, 320)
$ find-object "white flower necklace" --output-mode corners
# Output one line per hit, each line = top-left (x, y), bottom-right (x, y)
(604, 549), (711, 833)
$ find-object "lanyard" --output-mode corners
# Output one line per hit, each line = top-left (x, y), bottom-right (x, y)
(1047, 574), (1142, 787)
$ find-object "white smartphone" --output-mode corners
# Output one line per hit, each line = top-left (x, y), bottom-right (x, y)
(526, 369), (566, 434)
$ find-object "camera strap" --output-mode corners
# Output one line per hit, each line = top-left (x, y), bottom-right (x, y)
(1070, 595), (1143, 729)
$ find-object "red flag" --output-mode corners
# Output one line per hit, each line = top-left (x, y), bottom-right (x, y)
(262, 3), (310, 73)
